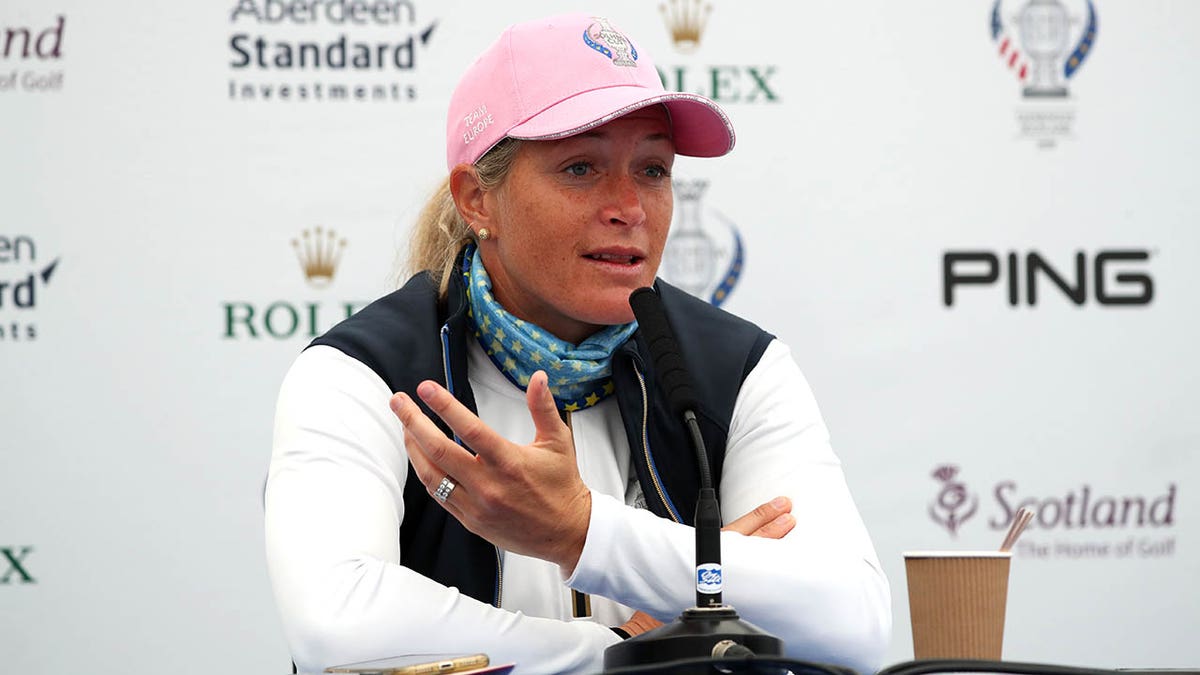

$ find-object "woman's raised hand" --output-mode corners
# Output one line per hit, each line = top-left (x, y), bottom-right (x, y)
(391, 370), (592, 574)
(391, 366), (797, 583)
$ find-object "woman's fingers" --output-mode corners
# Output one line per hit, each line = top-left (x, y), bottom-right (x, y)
(749, 512), (796, 540)
(723, 496), (794, 539)
(391, 378), (590, 568)
(525, 371), (569, 448)
(619, 610), (663, 638)
(403, 428), (471, 520)
(402, 427), (441, 487)
(390, 390), (481, 480)
(412, 380), (508, 459)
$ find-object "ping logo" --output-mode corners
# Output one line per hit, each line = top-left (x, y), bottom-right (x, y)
(942, 250), (1153, 307)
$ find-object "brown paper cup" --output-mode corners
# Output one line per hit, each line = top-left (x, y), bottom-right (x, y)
(904, 551), (1011, 660)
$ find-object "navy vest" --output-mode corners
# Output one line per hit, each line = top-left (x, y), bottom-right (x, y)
(310, 268), (772, 607)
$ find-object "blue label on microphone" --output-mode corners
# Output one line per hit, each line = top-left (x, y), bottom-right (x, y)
(696, 563), (723, 594)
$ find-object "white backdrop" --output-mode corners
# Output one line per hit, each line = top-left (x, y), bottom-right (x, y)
(2, 1), (1197, 672)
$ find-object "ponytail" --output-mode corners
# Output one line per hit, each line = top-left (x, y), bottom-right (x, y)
(405, 139), (523, 297)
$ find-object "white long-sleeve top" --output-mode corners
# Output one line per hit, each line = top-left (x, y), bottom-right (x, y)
(266, 338), (891, 674)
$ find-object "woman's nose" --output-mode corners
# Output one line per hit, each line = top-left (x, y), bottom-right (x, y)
(601, 173), (647, 227)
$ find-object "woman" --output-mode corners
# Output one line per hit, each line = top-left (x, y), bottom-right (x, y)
(266, 13), (890, 674)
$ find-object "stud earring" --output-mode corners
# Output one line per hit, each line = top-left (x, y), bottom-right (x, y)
(477, 228), (491, 241)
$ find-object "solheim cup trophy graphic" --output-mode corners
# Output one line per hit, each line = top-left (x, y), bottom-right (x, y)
(1018, 0), (1070, 97)
(661, 178), (745, 306)
(662, 180), (717, 298)
(991, 0), (1097, 99)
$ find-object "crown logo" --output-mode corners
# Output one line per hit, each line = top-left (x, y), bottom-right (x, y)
(291, 227), (346, 288)
(660, 0), (711, 54)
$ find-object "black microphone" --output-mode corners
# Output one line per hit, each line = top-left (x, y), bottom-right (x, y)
(604, 287), (783, 671)
(628, 287), (700, 418)
(629, 287), (722, 608)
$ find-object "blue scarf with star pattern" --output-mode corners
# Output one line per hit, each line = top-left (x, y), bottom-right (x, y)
(463, 244), (637, 412)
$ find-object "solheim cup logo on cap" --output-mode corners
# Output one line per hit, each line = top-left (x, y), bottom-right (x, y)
(926, 464), (1179, 561)
(659, 179), (744, 307)
(654, 1), (779, 103)
(584, 17), (638, 67)
(1, 235), (59, 342)
(226, 0), (436, 103)
(989, 0), (1098, 148)
(223, 227), (366, 340)
(929, 465), (980, 537)
(0, 13), (67, 93)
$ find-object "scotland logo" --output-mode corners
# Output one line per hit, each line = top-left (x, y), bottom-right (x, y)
(991, 0), (1097, 98)
(584, 17), (638, 67)
(660, 179), (744, 307)
(929, 464), (979, 537)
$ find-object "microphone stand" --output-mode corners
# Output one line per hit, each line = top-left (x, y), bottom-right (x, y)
(603, 289), (783, 671)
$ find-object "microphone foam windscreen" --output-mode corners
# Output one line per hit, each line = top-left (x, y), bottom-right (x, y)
(629, 288), (700, 417)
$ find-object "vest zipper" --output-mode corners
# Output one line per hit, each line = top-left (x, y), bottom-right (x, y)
(493, 548), (503, 608)
(633, 361), (682, 523)
(438, 325), (462, 446)
(440, 322), (504, 607)
(561, 409), (591, 616)
(439, 324), (453, 391)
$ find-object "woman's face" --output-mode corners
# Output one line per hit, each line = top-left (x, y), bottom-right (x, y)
(477, 107), (675, 344)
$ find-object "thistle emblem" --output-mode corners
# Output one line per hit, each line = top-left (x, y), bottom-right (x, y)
(929, 464), (979, 536)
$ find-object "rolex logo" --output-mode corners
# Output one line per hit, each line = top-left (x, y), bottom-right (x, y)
(660, 0), (711, 53)
(291, 227), (346, 288)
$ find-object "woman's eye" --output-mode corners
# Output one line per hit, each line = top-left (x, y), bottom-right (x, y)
(644, 164), (671, 179)
(565, 163), (591, 177)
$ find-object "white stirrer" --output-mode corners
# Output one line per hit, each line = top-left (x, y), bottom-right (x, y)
(999, 507), (1035, 552)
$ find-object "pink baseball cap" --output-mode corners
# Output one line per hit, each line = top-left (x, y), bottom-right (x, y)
(445, 13), (735, 170)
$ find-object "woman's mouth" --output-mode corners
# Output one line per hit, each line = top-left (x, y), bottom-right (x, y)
(584, 252), (642, 266)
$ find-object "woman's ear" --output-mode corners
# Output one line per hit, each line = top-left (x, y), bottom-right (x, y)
(449, 165), (491, 234)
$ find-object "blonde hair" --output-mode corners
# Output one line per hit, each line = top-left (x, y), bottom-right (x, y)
(406, 139), (523, 297)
